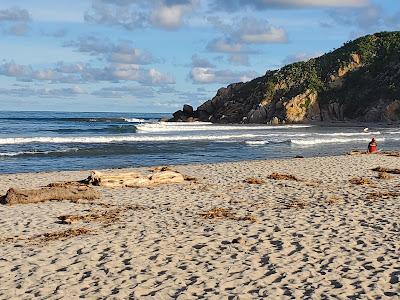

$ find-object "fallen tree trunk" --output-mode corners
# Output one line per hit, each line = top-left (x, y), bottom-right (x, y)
(86, 170), (185, 187)
(1, 186), (100, 205)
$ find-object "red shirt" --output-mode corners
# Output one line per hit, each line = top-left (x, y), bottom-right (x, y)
(368, 142), (377, 153)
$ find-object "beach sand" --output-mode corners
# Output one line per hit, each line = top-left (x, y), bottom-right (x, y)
(0, 155), (399, 299)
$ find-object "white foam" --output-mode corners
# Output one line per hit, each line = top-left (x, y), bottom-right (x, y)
(0, 134), (263, 145)
(245, 140), (269, 145)
(136, 122), (312, 133)
(0, 148), (78, 156)
(161, 121), (213, 125)
(123, 118), (147, 123)
(315, 131), (381, 137)
(291, 137), (385, 146)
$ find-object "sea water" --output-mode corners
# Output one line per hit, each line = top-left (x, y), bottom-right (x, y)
(0, 111), (399, 174)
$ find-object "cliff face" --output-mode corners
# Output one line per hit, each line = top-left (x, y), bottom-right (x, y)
(171, 31), (400, 124)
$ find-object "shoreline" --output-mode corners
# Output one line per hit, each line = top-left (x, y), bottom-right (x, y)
(0, 154), (399, 298)
(0, 151), (375, 176)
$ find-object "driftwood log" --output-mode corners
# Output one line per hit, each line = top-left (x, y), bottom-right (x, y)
(86, 170), (185, 187)
(0, 168), (192, 205)
(1, 186), (100, 205)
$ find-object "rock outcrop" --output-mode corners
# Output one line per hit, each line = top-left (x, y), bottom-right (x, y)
(171, 31), (400, 124)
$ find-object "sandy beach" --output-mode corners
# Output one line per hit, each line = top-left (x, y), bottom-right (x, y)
(0, 155), (399, 299)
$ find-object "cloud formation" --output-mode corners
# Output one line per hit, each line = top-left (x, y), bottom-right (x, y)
(65, 36), (158, 65)
(210, 0), (369, 11)
(0, 7), (31, 22)
(190, 67), (258, 84)
(206, 17), (287, 66)
(85, 0), (197, 30)
(91, 85), (155, 98)
(188, 54), (257, 83)
(189, 54), (216, 68)
(281, 52), (321, 65)
(0, 60), (175, 85)
(0, 7), (31, 36)
(150, 0), (197, 29)
(206, 38), (251, 53)
(0, 85), (86, 98)
(324, 3), (400, 35)
(209, 17), (288, 45)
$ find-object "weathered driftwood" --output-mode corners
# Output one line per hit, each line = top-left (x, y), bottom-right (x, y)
(1, 186), (100, 205)
(86, 170), (185, 187)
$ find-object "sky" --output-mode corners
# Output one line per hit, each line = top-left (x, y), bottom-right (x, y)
(0, 0), (399, 113)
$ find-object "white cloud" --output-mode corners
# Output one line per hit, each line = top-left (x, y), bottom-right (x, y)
(190, 67), (258, 84)
(282, 52), (321, 65)
(109, 46), (156, 65)
(0, 7), (31, 36)
(0, 7), (31, 22)
(0, 60), (175, 85)
(0, 85), (86, 98)
(207, 38), (248, 53)
(65, 36), (158, 65)
(92, 85), (155, 98)
(151, 1), (196, 29)
(85, 0), (197, 30)
(211, 0), (369, 11)
(240, 26), (287, 43)
(189, 54), (216, 68)
(190, 67), (216, 83)
(326, 3), (384, 31)
(271, 0), (369, 8)
(205, 17), (286, 66)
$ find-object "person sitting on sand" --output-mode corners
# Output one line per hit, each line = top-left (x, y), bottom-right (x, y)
(368, 138), (377, 153)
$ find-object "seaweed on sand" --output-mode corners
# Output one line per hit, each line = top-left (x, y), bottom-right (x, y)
(268, 173), (300, 181)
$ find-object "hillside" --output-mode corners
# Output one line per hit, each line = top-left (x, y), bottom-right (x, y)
(171, 31), (400, 124)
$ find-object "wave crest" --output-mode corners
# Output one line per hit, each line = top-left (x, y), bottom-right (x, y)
(0, 134), (263, 145)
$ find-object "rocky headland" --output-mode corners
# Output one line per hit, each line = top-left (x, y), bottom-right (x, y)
(171, 31), (400, 124)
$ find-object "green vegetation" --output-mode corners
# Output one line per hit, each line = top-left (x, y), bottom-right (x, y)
(300, 98), (312, 109)
(196, 31), (400, 123)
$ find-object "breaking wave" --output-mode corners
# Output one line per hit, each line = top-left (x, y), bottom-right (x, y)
(0, 148), (79, 157)
(123, 118), (149, 123)
(136, 122), (312, 133)
(291, 137), (386, 145)
(0, 134), (263, 145)
(315, 131), (381, 136)
(245, 140), (270, 145)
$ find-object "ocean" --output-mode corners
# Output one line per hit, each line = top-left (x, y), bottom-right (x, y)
(0, 111), (399, 174)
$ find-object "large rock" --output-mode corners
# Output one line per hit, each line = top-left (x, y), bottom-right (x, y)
(283, 90), (319, 122)
(271, 117), (280, 125)
(198, 100), (214, 114)
(172, 110), (186, 122)
(170, 32), (400, 125)
(247, 105), (267, 123)
(183, 104), (194, 116)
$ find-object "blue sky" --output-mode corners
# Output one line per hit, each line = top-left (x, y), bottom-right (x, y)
(0, 0), (399, 112)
